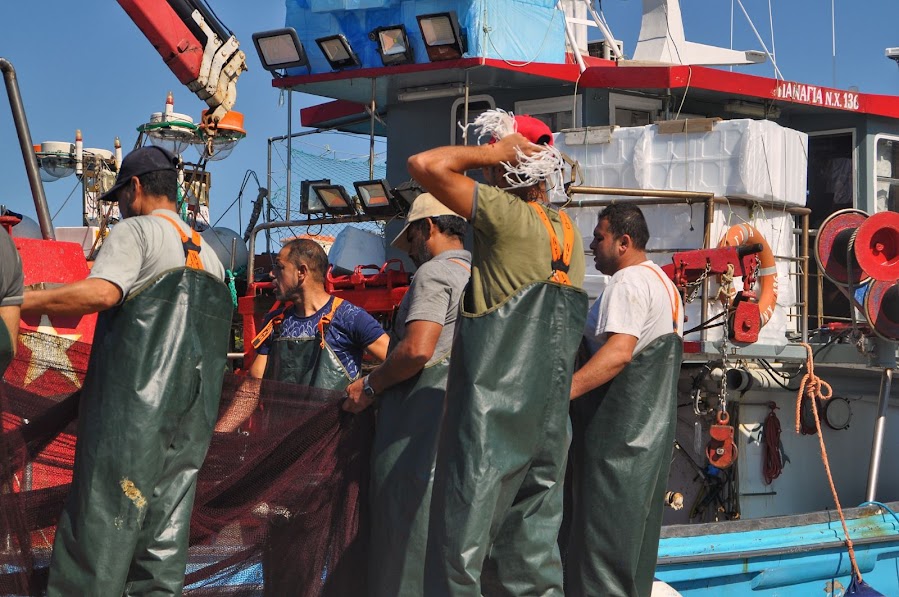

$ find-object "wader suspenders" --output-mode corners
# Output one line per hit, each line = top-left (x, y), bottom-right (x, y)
(251, 301), (291, 350)
(639, 263), (680, 333)
(529, 202), (575, 286)
(317, 297), (344, 348)
(250, 297), (345, 351)
(154, 214), (205, 270)
(447, 258), (471, 272)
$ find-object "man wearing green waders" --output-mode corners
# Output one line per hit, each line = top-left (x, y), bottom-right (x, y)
(0, 225), (23, 376)
(22, 146), (230, 596)
(566, 204), (684, 597)
(408, 111), (587, 596)
(342, 193), (470, 596)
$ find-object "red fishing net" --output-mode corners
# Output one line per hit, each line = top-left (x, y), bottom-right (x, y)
(0, 329), (371, 596)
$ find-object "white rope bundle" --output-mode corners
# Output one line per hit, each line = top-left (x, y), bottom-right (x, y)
(467, 109), (564, 189)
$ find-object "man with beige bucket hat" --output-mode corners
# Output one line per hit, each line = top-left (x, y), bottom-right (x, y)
(343, 193), (470, 596)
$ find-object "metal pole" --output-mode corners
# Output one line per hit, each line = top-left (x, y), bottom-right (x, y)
(266, 137), (272, 254)
(701, 197), (715, 343)
(560, 1), (587, 73)
(1, 58), (54, 239)
(865, 367), (892, 502)
(286, 89), (293, 220)
(369, 79), (376, 180)
(801, 212), (809, 343)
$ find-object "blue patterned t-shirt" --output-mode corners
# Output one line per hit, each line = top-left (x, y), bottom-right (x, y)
(258, 297), (384, 379)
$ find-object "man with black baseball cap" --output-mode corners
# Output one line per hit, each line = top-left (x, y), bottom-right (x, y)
(23, 145), (232, 596)
(408, 114), (587, 596)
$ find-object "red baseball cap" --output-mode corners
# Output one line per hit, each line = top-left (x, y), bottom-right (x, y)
(488, 114), (554, 146)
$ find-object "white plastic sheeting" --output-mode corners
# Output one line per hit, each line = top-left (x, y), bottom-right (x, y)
(560, 119), (806, 346)
(559, 119), (809, 206)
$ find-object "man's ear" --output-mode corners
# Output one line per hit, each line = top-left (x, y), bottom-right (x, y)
(425, 217), (437, 239)
(619, 233), (632, 252)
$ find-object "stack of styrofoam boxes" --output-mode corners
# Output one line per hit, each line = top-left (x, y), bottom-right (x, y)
(556, 120), (807, 346)
(329, 226), (386, 275)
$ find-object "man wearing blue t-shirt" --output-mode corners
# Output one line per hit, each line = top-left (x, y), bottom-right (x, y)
(216, 238), (388, 432)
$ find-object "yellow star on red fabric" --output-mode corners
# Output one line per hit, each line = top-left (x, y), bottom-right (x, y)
(19, 315), (82, 388)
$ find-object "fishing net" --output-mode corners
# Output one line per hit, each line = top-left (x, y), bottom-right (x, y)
(0, 329), (371, 596)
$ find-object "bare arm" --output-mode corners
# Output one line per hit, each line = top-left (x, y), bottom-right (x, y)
(0, 306), (20, 357)
(343, 321), (443, 413)
(407, 133), (543, 218)
(570, 332), (638, 400)
(364, 333), (390, 362)
(21, 278), (122, 317)
(214, 354), (267, 433)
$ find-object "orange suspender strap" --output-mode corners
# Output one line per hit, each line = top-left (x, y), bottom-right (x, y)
(154, 214), (205, 270)
(639, 264), (680, 333)
(447, 258), (471, 272)
(528, 202), (574, 286)
(251, 301), (291, 350)
(317, 297), (344, 349)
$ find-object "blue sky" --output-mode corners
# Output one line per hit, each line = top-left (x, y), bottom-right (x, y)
(1, 0), (898, 235)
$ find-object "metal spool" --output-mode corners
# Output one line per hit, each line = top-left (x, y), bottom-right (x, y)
(815, 209), (869, 286)
(864, 279), (899, 341)
(856, 211), (899, 282)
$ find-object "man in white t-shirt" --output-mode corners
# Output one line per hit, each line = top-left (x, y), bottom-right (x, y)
(565, 204), (684, 597)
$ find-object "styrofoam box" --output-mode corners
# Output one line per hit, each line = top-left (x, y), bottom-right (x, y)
(557, 119), (809, 206)
(55, 226), (101, 259)
(566, 204), (797, 346)
(329, 226), (386, 275)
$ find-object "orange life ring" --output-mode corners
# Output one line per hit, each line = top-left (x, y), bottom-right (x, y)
(717, 224), (778, 326)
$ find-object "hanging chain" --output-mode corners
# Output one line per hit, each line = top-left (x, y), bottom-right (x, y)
(684, 261), (712, 304)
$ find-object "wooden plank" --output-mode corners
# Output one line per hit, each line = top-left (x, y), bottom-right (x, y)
(656, 117), (722, 134)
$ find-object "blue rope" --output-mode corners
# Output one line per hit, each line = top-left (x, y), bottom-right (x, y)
(225, 270), (239, 308)
(858, 501), (899, 528)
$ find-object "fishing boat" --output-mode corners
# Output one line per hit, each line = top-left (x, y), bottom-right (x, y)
(6, 0), (899, 595)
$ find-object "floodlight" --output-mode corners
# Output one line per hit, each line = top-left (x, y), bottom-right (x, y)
(353, 179), (399, 217)
(417, 12), (466, 62)
(311, 184), (357, 215)
(316, 34), (360, 70)
(888, 47), (899, 65)
(301, 179), (331, 214)
(252, 28), (308, 72)
(390, 180), (423, 213)
(370, 25), (414, 66)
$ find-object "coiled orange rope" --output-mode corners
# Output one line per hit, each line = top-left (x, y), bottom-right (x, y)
(795, 343), (862, 585)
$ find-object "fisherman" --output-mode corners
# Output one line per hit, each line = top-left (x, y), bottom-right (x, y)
(342, 193), (471, 596)
(214, 237), (389, 432)
(21, 146), (231, 596)
(212, 237), (387, 595)
(566, 203), (684, 597)
(407, 112), (587, 596)
(0, 225), (23, 375)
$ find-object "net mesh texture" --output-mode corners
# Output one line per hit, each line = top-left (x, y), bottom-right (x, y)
(0, 329), (371, 596)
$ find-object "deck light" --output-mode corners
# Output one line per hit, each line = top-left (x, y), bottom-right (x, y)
(389, 180), (423, 213)
(417, 12), (466, 62)
(370, 25), (414, 66)
(316, 34), (360, 70)
(252, 28), (308, 73)
(36, 141), (76, 182)
(311, 184), (357, 216)
(197, 109), (247, 161)
(353, 179), (399, 217)
(301, 179), (331, 214)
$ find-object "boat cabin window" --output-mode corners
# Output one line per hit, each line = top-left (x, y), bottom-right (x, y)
(608, 93), (662, 127)
(514, 95), (582, 132)
(452, 95), (496, 145)
(875, 136), (899, 213)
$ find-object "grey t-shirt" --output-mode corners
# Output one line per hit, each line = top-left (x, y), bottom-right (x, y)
(0, 231), (24, 307)
(89, 208), (225, 300)
(392, 249), (471, 366)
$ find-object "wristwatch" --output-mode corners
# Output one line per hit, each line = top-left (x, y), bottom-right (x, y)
(362, 375), (376, 398)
